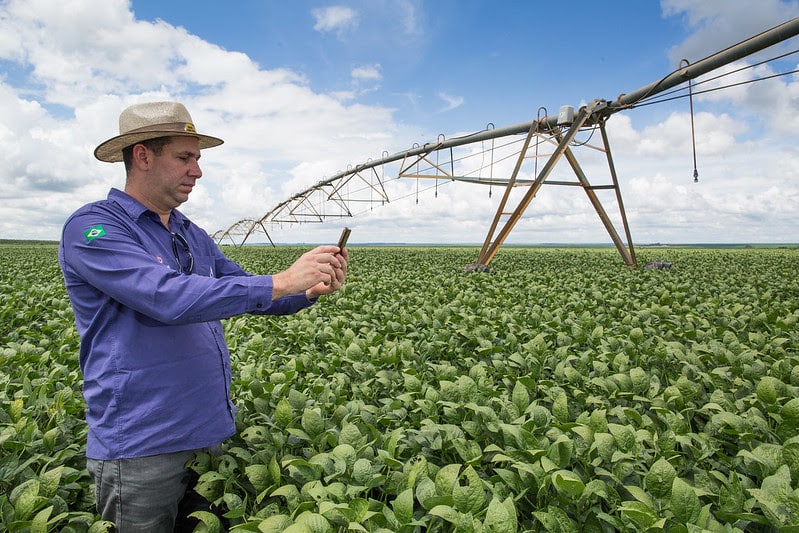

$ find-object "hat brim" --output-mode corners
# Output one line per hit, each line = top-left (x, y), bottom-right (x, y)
(94, 132), (224, 163)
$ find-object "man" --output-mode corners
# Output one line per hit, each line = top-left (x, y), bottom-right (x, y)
(58, 101), (348, 530)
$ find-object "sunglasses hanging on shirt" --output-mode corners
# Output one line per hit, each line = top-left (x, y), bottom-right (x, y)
(170, 232), (194, 274)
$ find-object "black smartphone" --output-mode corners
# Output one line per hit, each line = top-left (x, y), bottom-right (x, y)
(337, 227), (351, 249)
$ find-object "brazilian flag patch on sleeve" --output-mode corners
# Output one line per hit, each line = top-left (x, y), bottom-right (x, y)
(84, 225), (106, 243)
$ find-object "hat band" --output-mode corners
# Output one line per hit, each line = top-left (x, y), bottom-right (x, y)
(124, 122), (198, 135)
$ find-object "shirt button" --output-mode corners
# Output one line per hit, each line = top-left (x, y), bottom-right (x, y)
(256, 303), (262, 308)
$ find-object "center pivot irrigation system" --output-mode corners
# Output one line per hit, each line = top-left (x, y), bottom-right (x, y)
(212, 18), (799, 269)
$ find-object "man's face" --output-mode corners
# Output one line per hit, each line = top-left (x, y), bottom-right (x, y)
(145, 136), (203, 211)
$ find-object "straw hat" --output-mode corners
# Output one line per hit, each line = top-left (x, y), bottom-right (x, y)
(94, 101), (224, 162)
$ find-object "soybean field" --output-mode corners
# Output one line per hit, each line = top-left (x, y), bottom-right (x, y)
(1, 244), (798, 532)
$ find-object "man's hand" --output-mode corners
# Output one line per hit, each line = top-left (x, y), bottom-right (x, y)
(307, 246), (348, 299)
(271, 245), (348, 300)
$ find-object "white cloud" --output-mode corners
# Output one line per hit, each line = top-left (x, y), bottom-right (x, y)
(396, 0), (420, 36)
(352, 64), (382, 82)
(0, 0), (797, 247)
(311, 6), (358, 34)
(0, 0), (412, 242)
(438, 92), (464, 112)
(663, 0), (799, 59)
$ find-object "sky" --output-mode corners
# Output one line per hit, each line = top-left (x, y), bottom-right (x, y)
(1, 0), (799, 247)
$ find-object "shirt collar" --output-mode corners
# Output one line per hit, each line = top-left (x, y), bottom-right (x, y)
(107, 188), (190, 230)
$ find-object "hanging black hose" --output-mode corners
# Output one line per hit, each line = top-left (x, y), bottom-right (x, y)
(681, 59), (700, 182)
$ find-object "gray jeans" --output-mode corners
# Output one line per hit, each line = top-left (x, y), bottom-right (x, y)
(87, 450), (197, 532)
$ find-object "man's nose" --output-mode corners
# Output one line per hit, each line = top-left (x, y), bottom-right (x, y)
(189, 159), (202, 178)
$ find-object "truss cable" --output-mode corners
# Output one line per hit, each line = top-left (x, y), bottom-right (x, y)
(450, 145), (455, 181)
(409, 143), (420, 204)
(680, 59), (700, 183)
(381, 151), (389, 207)
(627, 47), (799, 109)
(478, 134), (486, 193)
(435, 152), (439, 198)
(436, 134), (446, 198)
(415, 161), (420, 204)
(534, 108), (547, 184)
(678, 47), (799, 99)
(488, 123), (495, 198)
(367, 158), (374, 209)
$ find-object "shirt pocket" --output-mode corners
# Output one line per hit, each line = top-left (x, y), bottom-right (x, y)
(191, 253), (218, 278)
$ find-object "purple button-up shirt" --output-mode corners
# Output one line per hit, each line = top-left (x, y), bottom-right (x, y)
(59, 188), (313, 460)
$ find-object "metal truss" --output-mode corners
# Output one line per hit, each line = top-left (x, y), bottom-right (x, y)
(212, 18), (799, 268)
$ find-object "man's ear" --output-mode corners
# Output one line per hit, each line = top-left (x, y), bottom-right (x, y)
(131, 144), (150, 169)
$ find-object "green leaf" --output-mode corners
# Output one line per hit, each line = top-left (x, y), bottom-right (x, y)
(511, 381), (529, 413)
(345, 341), (363, 358)
(429, 504), (460, 524)
(30, 505), (53, 533)
(416, 477), (438, 510)
(593, 432), (615, 462)
(332, 443), (357, 470)
(533, 505), (578, 533)
(274, 398), (294, 428)
(188, 510), (222, 533)
(718, 471), (744, 517)
(245, 463), (271, 492)
(435, 463), (461, 497)
(222, 492), (245, 518)
(457, 375), (479, 401)
(287, 388), (308, 410)
(88, 520), (116, 533)
(608, 423), (636, 453)
(484, 496), (517, 533)
(783, 436), (799, 481)
(393, 488), (414, 525)
(341, 498), (371, 523)
(269, 454), (282, 484)
(403, 372), (422, 392)
(646, 458), (676, 499)
(240, 425), (270, 444)
(747, 464), (799, 527)
(624, 484), (653, 507)
(39, 465), (63, 499)
(629, 367), (649, 394)
(499, 423), (523, 448)
(452, 438), (483, 465)
(9, 397), (23, 422)
(671, 477), (701, 524)
(257, 514), (294, 533)
(552, 469), (585, 499)
(619, 500), (658, 530)
(711, 411), (746, 433)
(271, 484), (302, 511)
(294, 511), (330, 533)
(11, 478), (41, 520)
(582, 479), (611, 502)
(382, 428), (404, 458)
(338, 422), (362, 447)
(301, 407), (325, 437)
(548, 434), (573, 468)
(552, 392), (569, 423)
(756, 376), (782, 405)
(781, 398), (799, 428)
(452, 466), (485, 514)
(588, 409), (609, 433)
